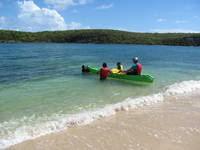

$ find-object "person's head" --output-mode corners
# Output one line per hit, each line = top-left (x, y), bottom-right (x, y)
(82, 65), (85, 69)
(117, 62), (121, 69)
(82, 65), (88, 72)
(117, 62), (121, 66)
(102, 62), (107, 67)
(133, 57), (139, 64)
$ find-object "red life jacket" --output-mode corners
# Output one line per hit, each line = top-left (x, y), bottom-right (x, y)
(137, 63), (142, 75)
(100, 67), (110, 79)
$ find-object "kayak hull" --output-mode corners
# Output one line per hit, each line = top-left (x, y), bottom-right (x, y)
(87, 66), (154, 83)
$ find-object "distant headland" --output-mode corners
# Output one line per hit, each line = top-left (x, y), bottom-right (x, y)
(0, 29), (200, 46)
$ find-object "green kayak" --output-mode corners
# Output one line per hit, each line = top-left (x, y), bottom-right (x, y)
(85, 66), (154, 83)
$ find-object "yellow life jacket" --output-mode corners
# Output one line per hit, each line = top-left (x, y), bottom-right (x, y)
(120, 65), (124, 70)
(112, 65), (124, 73)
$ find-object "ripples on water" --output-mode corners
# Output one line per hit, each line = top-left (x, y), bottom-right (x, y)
(0, 43), (200, 149)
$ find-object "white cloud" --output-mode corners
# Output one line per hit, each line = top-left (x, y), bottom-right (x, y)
(67, 22), (90, 29)
(17, 0), (89, 31)
(45, 0), (75, 10)
(151, 28), (200, 33)
(0, 16), (6, 25)
(114, 27), (129, 31)
(44, 0), (90, 10)
(18, 0), (66, 31)
(175, 20), (188, 24)
(156, 18), (167, 23)
(96, 4), (113, 10)
(79, 0), (90, 5)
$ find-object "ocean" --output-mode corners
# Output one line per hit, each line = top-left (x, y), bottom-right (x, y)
(0, 43), (200, 149)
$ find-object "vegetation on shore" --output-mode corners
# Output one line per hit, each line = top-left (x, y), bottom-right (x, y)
(0, 29), (200, 46)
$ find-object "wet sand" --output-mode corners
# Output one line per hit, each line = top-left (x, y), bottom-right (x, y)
(6, 92), (200, 150)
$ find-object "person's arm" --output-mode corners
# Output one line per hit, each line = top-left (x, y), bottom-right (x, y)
(109, 69), (113, 73)
(96, 68), (101, 74)
(121, 70), (129, 73)
(124, 65), (133, 72)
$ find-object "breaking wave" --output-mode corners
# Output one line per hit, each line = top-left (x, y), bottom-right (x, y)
(1, 80), (200, 149)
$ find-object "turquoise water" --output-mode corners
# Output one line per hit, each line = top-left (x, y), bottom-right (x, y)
(0, 43), (200, 148)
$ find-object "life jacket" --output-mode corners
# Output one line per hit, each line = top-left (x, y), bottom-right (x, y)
(117, 65), (124, 72)
(100, 67), (110, 79)
(137, 63), (142, 75)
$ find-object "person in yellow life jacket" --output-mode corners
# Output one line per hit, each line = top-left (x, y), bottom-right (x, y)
(111, 62), (124, 73)
(116, 62), (124, 72)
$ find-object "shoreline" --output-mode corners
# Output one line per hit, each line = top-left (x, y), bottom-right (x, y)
(0, 42), (199, 47)
(5, 91), (200, 150)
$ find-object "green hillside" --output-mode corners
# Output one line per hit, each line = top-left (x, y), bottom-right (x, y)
(0, 29), (200, 46)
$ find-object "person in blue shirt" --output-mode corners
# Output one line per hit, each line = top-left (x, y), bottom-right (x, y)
(125, 57), (143, 75)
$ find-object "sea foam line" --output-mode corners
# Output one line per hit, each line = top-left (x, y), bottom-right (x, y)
(164, 80), (200, 96)
(1, 80), (200, 149)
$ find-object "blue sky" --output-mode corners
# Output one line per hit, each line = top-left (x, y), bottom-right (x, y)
(0, 0), (200, 32)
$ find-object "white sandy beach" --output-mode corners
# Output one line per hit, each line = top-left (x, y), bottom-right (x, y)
(6, 90), (200, 150)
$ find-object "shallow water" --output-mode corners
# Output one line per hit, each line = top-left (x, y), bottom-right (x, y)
(0, 43), (200, 149)
(6, 90), (200, 150)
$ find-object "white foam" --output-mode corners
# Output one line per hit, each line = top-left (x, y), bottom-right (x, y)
(164, 80), (200, 96)
(0, 94), (164, 149)
(1, 80), (200, 149)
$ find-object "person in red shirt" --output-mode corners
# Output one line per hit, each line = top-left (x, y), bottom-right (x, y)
(100, 63), (110, 80)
